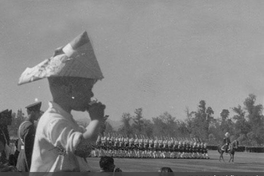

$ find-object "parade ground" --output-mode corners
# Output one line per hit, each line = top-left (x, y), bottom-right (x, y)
(87, 150), (264, 172)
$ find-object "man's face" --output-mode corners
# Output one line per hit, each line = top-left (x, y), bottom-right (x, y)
(70, 78), (95, 111)
(33, 111), (41, 121)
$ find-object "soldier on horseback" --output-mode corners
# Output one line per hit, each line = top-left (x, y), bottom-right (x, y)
(222, 132), (231, 153)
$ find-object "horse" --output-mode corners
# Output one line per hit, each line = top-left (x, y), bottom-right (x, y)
(217, 139), (239, 162)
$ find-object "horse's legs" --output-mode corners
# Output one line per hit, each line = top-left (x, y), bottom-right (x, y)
(222, 155), (225, 162)
(229, 153), (234, 162)
(219, 152), (225, 162)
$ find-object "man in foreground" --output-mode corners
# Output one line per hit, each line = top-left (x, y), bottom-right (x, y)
(18, 31), (107, 172)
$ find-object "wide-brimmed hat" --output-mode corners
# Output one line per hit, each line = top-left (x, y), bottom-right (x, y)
(18, 31), (103, 85)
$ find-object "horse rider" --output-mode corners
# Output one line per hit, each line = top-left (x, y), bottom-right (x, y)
(222, 132), (231, 153)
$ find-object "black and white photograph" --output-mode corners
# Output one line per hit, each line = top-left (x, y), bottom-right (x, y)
(0, 0), (263, 175)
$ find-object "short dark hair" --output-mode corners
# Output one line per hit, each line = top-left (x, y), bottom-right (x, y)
(159, 167), (173, 172)
(99, 156), (114, 171)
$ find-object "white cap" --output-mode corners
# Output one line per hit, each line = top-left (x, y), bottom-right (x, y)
(18, 31), (103, 85)
(225, 132), (230, 137)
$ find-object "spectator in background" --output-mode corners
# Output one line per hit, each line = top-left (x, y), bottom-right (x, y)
(158, 167), (173, 172)
(6, 139), (20, 167)
(158, 167), (173, 176)
(14, 139), (20, 166)
(99, 156), (122, 172)
(16, 102), (42, 172)
(0, 164), (18, 172)
(0, 109), (12, 164)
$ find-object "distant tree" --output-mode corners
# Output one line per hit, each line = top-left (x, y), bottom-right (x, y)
(152, 116), (166, 137)
(205, 106), (214, 139)
(191, 100), (215, 141)
(184, 107), (195, 135)
(118, 113), (133, 136)
(220, 109), (233, 135)
(243, 94), (264, 145)
(220, 109), (229, 121)
(177, 120), (190, 137)
(232, 105), (251, 145)
(244, 94), (263, 126)
(101, 121), (114, 135)
(141, 119), (154, 137)
(132, 108), (144, 134)
(152, 112), (178, 137)
(229, 94), (264, 145)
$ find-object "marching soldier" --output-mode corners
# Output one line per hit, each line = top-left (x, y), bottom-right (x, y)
(148, 137), (154, 158)
(94, 135), (102, 157)
(188, 140), (193, 159)
(127, 135), (133, 157)
(113, 135), (119, 157)
(124, 135), (129, 157)
(134, 135), (139, 158)
(200, 142), (205, 159)
(168, 138), (174, 158)
(138, 137), (144, 158)
(178, 141), (184, 158)
(175, 139), (179, 158)
(162, 138), (168, 158)
(158, 137), (163, 158)
(143, 136), (149, 158)
(185, 140), (191, 159)
(181, 141), (187, 158)
(100, 135), (106, 157)
(203, 142), (209, 159)
(153, 137), (159, 158)
(196, 142), (202, 159)
(118, 136), (125, 158)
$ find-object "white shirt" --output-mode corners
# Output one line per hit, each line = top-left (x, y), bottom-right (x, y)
(30, 101), (90, 172)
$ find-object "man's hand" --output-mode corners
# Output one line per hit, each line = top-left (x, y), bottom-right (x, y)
(87, 102), (106, 122)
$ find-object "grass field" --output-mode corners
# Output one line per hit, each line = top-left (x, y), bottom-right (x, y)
(86, 150), (264, 172)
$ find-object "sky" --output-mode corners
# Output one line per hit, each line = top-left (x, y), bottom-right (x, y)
(1, 0), (264, 124)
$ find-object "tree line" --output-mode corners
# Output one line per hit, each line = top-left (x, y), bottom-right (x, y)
(8, 94), (264, 146)
(101, 94), (264, 146)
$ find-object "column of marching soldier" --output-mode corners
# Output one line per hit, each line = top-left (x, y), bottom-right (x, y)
(90, 133), (210, 159)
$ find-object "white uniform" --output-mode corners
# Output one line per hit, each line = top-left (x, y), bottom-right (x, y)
(30, 102), (91, 172)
